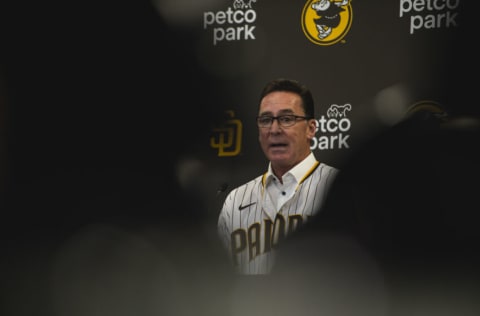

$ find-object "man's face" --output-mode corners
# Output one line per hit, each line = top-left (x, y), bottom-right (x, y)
(258, 91), (316, 174)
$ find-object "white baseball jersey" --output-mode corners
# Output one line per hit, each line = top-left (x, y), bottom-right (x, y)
(217, 153), (339, 274)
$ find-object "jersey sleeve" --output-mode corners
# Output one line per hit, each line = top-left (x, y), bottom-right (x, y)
(217, 190), (234, 253)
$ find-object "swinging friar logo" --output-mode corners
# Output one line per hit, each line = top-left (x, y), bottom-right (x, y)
(302, 0), (353, 46)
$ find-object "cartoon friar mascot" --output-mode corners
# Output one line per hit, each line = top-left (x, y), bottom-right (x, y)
(311, 0), (350, 39)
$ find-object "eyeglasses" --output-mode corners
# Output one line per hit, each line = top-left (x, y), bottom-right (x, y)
(256, 114), (310, 128)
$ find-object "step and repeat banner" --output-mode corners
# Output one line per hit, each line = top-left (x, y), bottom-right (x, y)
(3, 0), (473, 223)
(153, 0), (468, 218)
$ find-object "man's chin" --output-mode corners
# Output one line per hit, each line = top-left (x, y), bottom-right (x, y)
(268, 151), (290, 163)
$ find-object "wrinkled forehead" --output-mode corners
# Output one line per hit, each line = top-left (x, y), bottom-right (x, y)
(259, 91), (302, 114)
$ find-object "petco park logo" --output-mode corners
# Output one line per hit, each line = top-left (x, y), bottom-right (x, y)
(203, 0), (258, 45)
(399, 0), (460, 34)
(311, 103), (352, 150)
(302, 0), (353, 46)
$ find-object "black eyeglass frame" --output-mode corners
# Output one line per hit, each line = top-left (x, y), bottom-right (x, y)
(256, 114), (311, 128)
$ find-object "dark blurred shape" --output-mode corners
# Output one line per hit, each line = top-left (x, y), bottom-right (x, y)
(270, 2), (480, 314)
(1, 0), (222, 233)
(1, 1), (233, 316)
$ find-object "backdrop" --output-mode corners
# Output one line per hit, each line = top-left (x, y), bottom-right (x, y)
(156, 0), (471, 219)
(2, 0), (475, 226)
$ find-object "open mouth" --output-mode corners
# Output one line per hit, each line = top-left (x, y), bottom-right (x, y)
(270, 143), (287, 148)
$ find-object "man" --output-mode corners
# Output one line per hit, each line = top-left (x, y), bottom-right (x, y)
(217, 78), (339, 274)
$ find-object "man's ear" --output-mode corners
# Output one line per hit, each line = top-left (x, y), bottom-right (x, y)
(307, 119), (317, 138)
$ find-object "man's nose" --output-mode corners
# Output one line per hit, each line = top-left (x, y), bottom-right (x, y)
(269, 118), (283, 131)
